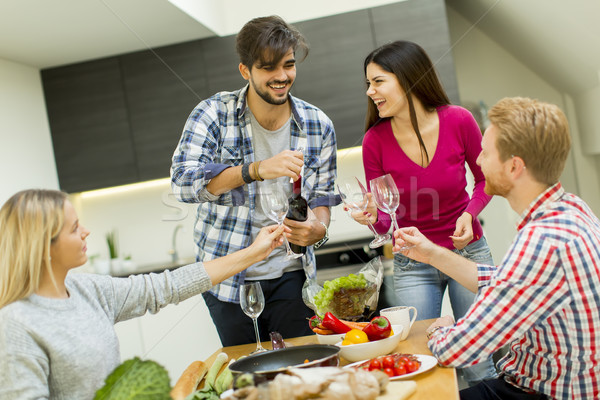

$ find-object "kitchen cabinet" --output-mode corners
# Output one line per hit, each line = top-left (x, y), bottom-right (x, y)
(42, 58), (137, 193)
(42, 0), (457, 192)
(293, 11), (375, 150)
(371, 0), (460, 104)
(120, 40), (210, 182)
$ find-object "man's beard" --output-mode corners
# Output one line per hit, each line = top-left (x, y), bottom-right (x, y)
(251, 79), (292, 105)
(484, 172), (513, 197)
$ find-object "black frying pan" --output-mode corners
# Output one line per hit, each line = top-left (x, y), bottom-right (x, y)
(229, 344), (340, 383)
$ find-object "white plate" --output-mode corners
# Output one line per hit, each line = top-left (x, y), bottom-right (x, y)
(345, 354), (438, 380)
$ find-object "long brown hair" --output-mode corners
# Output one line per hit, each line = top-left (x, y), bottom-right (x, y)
(364, 41), (450, 164)
(0, 189), (67, 308)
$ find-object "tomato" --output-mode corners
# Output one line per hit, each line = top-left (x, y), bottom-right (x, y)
(394, 364), (407, 376)
(368, 358), (382, 371)
(382, 355), (395, 369)
(344, 329), (369, 344)
(383, 367), (395, 377)
(398, 356), (410, 364)
(406, 360), (419, 373)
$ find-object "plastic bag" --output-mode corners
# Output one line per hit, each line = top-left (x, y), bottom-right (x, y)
(302, 257), (384, 321)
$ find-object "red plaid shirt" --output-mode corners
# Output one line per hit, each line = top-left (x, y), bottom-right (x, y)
(428, 183), (600, 399)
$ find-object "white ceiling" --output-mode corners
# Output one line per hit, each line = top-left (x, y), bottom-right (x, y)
(1, 0), (598, 97)
(0, 0), (402, 69)
(447, 0), (600, 95)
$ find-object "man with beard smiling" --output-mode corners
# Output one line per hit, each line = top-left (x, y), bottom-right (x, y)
(393, 97), (600, 399)
(171, 16), (339, 346)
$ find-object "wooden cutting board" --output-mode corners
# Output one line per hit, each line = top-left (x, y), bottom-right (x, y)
(377, 381), (417, 400)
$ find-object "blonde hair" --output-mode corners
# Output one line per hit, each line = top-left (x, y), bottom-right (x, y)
(488, 97), (571, 185)
(0, 189), (67, 308)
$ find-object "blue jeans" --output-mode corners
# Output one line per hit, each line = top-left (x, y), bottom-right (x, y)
(393, 236), (498, 386)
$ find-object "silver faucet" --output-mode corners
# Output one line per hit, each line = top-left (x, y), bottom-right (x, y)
(168, 224), (184, 264)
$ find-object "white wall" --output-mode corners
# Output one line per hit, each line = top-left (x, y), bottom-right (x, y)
(446, 7), (600, 261)
(0, 58), (58, 204)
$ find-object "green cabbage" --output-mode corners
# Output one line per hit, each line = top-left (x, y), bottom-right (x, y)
(94, 357), (171, 400)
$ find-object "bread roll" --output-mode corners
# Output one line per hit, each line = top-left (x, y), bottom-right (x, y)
(171, 360), (208, 400)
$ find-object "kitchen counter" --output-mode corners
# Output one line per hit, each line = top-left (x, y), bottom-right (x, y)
(111, 257), (197, 277)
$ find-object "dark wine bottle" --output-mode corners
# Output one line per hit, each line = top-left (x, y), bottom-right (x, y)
(287, 175), (308, 254)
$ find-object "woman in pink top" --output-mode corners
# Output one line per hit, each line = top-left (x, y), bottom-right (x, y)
(353, 41), (497, 386)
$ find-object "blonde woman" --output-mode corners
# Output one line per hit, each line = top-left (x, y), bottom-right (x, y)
(0, 189), (285, 399)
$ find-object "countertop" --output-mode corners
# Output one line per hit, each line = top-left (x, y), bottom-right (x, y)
(111, 257), (197, 277)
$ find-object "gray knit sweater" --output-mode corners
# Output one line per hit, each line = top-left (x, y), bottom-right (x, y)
(0, 263), (212, 399)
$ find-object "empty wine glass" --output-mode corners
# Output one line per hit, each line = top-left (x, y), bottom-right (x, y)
(240, 282), (266, 354)
(370, 174), (413, 252)
(259, 181), (303, 260)
(337, 177), (390, 248)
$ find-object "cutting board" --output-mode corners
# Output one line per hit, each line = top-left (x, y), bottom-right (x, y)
(377, 380), (417, 400)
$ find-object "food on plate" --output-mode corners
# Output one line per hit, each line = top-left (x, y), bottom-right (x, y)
(362, 316), (392, 341)
(171, 360), (208, 400)
(313, 273), (377, 319)
(342, 329), (369, 345)
(93, 357), (171, 400)
(349, 353), (421, 378)
(222, 366), (389, 400)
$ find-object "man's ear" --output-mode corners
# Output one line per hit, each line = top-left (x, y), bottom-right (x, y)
(239, 63), (250, 80)
(510, 156), (527, 177)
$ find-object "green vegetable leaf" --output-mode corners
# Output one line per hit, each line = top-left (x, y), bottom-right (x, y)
(94, 357), (171, 400)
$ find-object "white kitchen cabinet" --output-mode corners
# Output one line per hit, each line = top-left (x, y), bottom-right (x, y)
(114, 295), (221, 385)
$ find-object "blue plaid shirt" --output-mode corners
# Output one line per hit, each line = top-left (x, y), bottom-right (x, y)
(171, 85), (339, 302)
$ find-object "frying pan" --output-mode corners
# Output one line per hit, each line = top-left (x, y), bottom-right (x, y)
(229, 344), (340, 383)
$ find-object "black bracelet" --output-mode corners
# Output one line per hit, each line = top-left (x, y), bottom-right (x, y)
(241, 163), (254, 184)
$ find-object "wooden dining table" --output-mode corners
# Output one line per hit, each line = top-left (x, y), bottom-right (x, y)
(200, 318), (458, 399)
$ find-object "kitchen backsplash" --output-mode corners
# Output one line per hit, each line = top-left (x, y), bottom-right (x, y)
(73, 147), (372, 273)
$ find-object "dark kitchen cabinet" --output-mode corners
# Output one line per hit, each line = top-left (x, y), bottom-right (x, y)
(371, 0), (460, 104)
(293, 10), (375, 150)
(42, 58), (137, 193)
(120, 40), (209, 182)
(42, 0), (457, 192)
(200, 35), (246, 95)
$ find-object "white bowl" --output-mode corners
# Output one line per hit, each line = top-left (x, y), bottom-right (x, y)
(336, 324), (404, 362)
(316, 332), (346, 345)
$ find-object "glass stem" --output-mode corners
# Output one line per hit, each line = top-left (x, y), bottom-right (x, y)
(366, 220), (378, 235)
(253, 317), (263, 350)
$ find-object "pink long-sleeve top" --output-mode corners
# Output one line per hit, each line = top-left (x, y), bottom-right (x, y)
(362, 105), (491, 249)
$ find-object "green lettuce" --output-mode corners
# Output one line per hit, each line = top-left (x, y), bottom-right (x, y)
(94, 357), (171, 400)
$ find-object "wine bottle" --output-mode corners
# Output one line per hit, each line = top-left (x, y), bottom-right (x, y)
(286, 175), (308, 254)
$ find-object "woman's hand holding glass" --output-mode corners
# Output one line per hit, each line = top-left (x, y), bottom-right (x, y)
(338, 178), (390, 248)
(370, 174), (414, 252)
(247, 224), (288, 261)
(259, 181), (303, 260)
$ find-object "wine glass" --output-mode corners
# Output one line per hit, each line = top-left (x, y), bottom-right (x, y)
(337, 177), (390, 248)
(240, 282), (266, 354)
(259, 181), (303, 260)
(369, 174), (413, 252)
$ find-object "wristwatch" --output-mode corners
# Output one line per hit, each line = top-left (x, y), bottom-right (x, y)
(313, 221), (329, 249)
(426, 326), (443, 340)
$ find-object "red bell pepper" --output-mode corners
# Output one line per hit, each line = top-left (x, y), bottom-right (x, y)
(321, 312), (351, 334)
(362, 316), (391, 341)
(308, 315), (322, 330)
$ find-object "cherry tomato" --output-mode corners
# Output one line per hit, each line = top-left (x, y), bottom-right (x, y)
(394, 364), (407, 376)
(406, 360), (419, 373)
(382, 355), (395, 369)
(383, 367), (395, 377)
(369, 358), (382, 371)
(398, 356), (410, 364)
